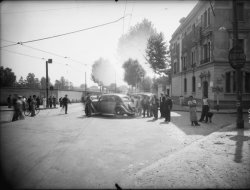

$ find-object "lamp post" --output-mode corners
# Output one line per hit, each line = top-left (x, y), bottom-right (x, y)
(228, 0), (246, 128)
(46, 59), (52, 108)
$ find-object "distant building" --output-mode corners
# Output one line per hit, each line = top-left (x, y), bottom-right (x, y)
(169, 0), (250, 109)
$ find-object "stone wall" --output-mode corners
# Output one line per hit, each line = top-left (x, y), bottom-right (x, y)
(0, 87), (101, 105)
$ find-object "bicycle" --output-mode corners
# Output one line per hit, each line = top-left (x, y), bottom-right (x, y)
(23, 102), (40, 116)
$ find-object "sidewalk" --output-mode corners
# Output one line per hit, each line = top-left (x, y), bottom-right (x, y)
(172, 104), (249, 114)
(128, 122), (250, 189)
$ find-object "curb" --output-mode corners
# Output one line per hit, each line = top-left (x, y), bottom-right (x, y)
(172, 109), (248, 114)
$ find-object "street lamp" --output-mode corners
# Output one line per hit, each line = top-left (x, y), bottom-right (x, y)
(228, 0), (246, 128)
(46, 59), (52, 108)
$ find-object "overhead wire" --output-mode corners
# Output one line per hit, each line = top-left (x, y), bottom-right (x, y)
(0, 15), (131, 48)
(1, 49), (46, 60)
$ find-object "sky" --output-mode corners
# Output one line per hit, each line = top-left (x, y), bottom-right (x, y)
(0, 0), (197, 88)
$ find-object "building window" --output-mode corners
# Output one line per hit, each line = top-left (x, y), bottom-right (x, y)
(245, 72), (250, 93)
(238, 39), (244, 51)
(233, 71), (236, 92)
(184, 78), (187, 93)
(192, 76), (196, 92)
(237, 2), (244, 21)
(225, 72), (231, 93)
(182, 56), (187, 71)
(208, 8), (211, 26)
(204, 10), (207, 28)
(173, 62), (177, 74)
(208, 41), (211, 61)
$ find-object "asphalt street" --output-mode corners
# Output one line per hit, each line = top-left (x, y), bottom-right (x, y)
(0, 103), (249, 189)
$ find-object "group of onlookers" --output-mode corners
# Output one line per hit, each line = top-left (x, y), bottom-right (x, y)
(7, 94), (69, 121)
(8, 94), (38, 121)
(130, 93), (173, 122)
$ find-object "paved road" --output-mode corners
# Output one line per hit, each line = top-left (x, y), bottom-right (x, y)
(0, 103), (247, 189)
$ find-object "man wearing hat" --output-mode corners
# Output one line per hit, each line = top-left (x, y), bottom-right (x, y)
(62, 94), (70, 114)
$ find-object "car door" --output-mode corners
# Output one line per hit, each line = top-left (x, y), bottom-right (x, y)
(97, 96), (109, 113)
(106, 96), (116, 114)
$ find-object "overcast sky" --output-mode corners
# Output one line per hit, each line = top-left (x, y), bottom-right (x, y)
(0, 0), (197, 87)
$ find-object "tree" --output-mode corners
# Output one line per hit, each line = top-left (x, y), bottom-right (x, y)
(25, 73), (40, 88)
(40, 76), (52, 89)
(140, 76), (152, 92)
(117, 19), (157, 65)
(80, 83), (87, 90)
(122, 58), (146, 87)
(146, 32), (170, 74)
(0, 66), (16, 87)
(107, 83), (116, 92)
(17, 76), (27, 87)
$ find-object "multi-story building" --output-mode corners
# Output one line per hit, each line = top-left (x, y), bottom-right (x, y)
(170, 0), (250, 109)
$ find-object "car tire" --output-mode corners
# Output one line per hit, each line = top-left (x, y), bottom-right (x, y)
(115, 107), (124, 116)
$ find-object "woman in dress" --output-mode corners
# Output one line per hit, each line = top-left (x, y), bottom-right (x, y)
(187, 96), (200, 126)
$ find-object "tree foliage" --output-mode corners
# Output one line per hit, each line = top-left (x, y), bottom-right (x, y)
(25, 73), (40, 88)
(122, 58), (146, 87)
(54, 76), (73, 90)
(0, 66), (16, 87)
(117, 18), (156, 65)
(42, 77), (52, 89)
(140, 76), (152, 92)
(146, 32), (170, 74)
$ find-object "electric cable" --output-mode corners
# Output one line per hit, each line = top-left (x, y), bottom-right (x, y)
(0, 14), (130, 48)
(1, 49), (46, 60)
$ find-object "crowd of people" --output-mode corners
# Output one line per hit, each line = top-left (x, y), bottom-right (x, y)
(7, 94), (71, 122)
(9, 94), (40, 121)
(128, 93), (173, 122)
(8, 92), (213, 126)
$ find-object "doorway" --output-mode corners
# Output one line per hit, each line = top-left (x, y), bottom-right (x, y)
(203, 81), (208, 97)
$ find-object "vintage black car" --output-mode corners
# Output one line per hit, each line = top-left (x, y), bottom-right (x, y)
(90, 94), (135, 116)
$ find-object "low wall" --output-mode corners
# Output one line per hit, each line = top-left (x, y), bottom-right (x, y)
(0, 87), (102, 105)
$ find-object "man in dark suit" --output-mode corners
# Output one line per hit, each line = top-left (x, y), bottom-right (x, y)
(62, 94), (70, 114)
(164, 94), (172, 122)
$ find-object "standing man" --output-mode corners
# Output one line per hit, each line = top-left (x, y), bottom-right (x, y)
(164, 94), (172, 123)
(30, 95), (37, 117)
(49, 96), (53, 108)
(152, 95), (159, 120)
(59, 97), (62, 107)
(199, 96), (209, 123)
(36, 96), (40, 108)
(62, 94), (70, 114)
(85, 93), (93, 117)
(52, 96), (56, 108)
(159, 93), (164, 118)
(7, 95), (12, 108)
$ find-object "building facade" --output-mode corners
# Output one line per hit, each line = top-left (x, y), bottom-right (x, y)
(170, 0), (250, 109)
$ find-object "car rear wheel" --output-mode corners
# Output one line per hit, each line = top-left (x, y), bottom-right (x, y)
(115, 107), (124, 116)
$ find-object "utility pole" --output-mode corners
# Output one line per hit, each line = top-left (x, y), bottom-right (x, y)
(228, 0), (246, 128)
(85, 71), (87, 96)
(46, 59), (52, 108)
(115, 71), (116, 93)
